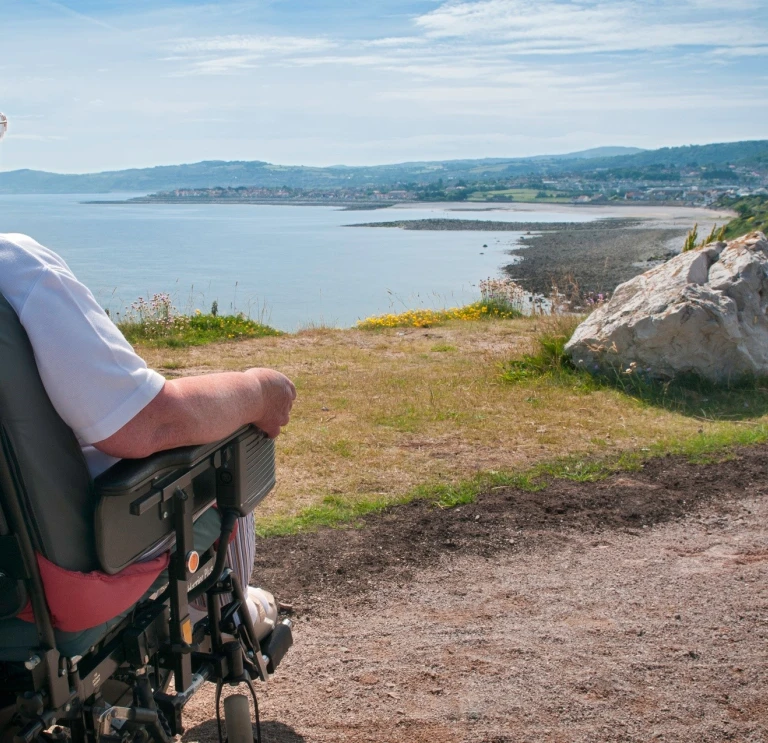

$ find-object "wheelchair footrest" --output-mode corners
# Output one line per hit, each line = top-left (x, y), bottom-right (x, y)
(259, 620), (293, 675)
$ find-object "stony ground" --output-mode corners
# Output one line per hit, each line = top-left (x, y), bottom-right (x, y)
(182, 446), (768, 743)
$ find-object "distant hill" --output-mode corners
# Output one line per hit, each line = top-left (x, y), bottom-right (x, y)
(565, 140), (768, 171)
(530, 146), (645, 160)
(0, 141), (765, 194)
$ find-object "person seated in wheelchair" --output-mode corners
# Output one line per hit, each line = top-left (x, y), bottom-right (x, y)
(0, 233), (296, 738)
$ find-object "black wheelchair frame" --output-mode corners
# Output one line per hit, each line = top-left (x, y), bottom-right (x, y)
(0, 426), (293, 743)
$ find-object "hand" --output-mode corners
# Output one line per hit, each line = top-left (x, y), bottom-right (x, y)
(245, 368), (297, 438)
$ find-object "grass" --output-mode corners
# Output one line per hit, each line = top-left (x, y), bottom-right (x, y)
(116, 294), (282, 347)
(500, 315), (583, 383)
(132, 315), (768, 536)
(718, 195), (768, 240)
(257, 423), (768, 536)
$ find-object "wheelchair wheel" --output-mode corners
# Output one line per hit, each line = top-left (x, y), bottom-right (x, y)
(224, 694), (253, 743)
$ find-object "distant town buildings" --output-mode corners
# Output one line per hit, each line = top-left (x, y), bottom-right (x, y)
(151, 161), (768, 208)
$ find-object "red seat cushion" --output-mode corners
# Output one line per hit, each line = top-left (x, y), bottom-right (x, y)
(17, 552), (169, 632)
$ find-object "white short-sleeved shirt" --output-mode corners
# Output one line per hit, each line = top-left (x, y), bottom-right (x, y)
(0, 233), (166, 477)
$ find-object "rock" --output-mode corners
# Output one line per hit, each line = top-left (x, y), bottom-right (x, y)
(565, 232), (768, 382)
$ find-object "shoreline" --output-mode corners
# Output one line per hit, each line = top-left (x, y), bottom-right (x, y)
(347, 205), (727, 295)
(506, 225), (688, 295)
(346, 217), (643, 231)
(77, 198), (729, 296)
(80, 198), (399, 209)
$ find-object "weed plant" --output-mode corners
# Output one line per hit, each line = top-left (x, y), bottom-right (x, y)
(117, 293), (281, 347)
(501, 315), (583, 383)
(682, 222), (727, 252)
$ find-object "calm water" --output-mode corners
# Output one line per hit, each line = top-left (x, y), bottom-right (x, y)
(0, 195), (598, 330)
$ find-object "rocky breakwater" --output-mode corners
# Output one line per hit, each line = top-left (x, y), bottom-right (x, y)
(565, 232), (768, 383)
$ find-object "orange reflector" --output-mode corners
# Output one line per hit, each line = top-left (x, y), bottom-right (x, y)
(182, 618), (193, 645)
(186, 551), (200, 573)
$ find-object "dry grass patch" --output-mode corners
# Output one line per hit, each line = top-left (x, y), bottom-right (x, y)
(137, 319), (768, 526)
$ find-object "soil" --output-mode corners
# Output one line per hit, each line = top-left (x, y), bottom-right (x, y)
(182, 446), (768, 742)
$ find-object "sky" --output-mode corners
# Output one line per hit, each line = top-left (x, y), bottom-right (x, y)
(1, 0), (767, 173)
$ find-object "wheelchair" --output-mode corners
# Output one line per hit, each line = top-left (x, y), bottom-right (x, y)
(0, 295), (292, 743)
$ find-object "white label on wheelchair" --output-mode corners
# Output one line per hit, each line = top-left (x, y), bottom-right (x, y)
(189, 562), (214, 591)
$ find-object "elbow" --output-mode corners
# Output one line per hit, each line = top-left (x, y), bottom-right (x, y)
(93, 431), (160, 460)
(92, 383), (179, 459)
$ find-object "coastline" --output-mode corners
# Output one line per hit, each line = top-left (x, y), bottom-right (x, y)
(77, 197), (730, 297)
(506, 225), (687, 295)
(349, 203), (728, 295)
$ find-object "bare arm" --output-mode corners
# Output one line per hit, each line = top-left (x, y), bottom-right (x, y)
(94, 368), (296, 459)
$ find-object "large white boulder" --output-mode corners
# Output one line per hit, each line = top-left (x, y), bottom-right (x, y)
(565, 232), (768, 382)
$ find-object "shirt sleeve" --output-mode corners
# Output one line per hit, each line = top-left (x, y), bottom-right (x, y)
(18, 267), (166, 445)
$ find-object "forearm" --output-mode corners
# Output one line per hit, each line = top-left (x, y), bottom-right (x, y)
(145, 373), (264, 451)
(94, 371), (265, 459)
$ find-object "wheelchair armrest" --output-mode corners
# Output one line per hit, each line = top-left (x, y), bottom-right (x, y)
(94, 425), (275, 574)
(94, 426), (252, 495)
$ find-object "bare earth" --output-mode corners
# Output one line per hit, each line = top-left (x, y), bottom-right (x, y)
(182, 447), (768, 743)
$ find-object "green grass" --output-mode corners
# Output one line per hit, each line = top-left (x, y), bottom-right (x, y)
(119, 312), (282, 348)
(500, 316), (583, 384)
(256, 423), (768, 537)
(719, 195), (768, 239)
(467, 188), (572, 203)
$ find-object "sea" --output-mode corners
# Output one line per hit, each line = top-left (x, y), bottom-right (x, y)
(0, 194), (598, 330)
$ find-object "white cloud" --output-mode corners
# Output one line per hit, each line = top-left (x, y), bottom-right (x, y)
(173, 35), (336, 55)
(364, 37), (427, 48)
(414, 0), (764, 54)
(168, 34), (339, 76)
(711, 45), (768, 58)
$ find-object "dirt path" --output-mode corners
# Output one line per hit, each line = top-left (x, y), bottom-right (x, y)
(182, 448), (768, 742)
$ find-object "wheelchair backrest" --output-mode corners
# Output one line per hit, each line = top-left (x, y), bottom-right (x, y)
(0, 294), (98, 587)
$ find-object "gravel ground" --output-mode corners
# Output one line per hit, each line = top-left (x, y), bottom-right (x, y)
(504, 225), (687, 296)
(181, 447), (768, 743)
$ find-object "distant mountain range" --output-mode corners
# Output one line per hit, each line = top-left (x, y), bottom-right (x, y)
(0, 141), (765, 195)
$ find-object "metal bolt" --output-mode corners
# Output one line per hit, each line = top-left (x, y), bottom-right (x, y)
(24, 655), (41, 670)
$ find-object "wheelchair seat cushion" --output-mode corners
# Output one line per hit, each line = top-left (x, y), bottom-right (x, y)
(16, 552), (169, 633)
(0, 507), (222, 661)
